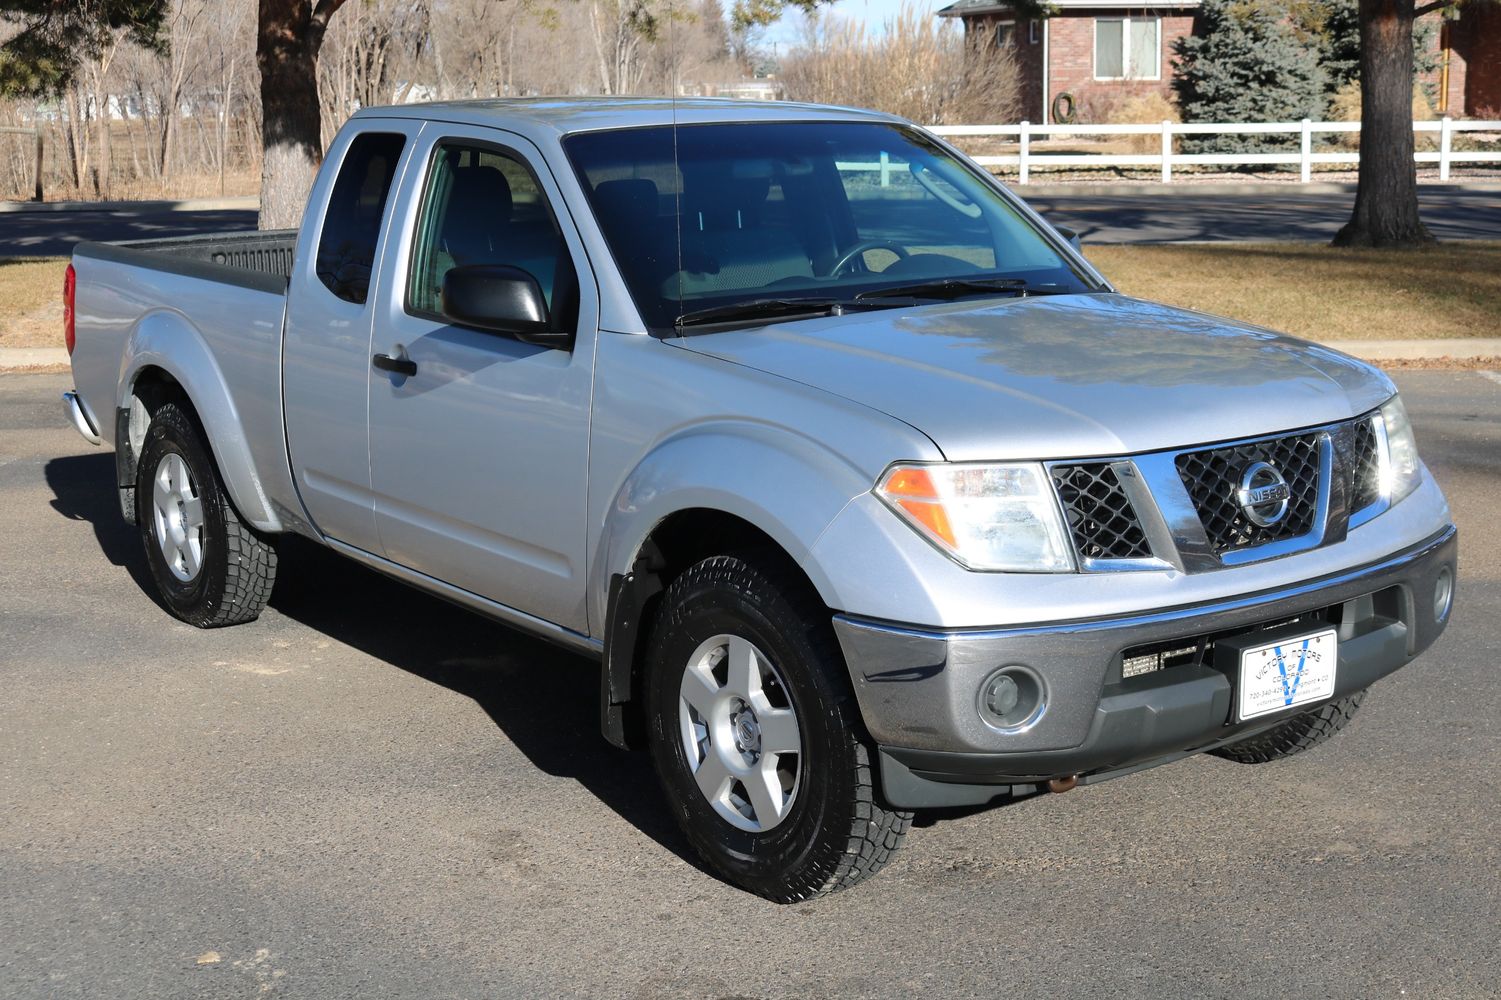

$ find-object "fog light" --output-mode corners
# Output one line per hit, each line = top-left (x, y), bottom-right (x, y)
(977, 666), (1045, 732)
(984, 674), (1020, 717)
(1434, 566), (1454, 622)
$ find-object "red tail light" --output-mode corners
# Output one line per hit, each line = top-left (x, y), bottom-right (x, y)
(63, 263), (77, 356)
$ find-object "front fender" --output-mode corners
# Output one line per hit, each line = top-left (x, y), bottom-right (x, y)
(119, 310), (282, 532)
(594, 420), (880, 618)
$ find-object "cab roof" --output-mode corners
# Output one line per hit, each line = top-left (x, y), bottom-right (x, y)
(350, 97), (903, 136)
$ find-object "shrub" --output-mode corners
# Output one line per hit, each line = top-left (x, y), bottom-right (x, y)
(1105, 93), (1182, 155)
(1172, 0), (1327, 152)
(779, 3), (1020, 126)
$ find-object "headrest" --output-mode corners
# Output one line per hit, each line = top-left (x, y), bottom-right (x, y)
(593, 178), (658, 231)
(449, 164), (513, 221)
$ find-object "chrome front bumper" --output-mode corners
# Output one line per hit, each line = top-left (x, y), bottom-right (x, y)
(834, 525), (1458, 809)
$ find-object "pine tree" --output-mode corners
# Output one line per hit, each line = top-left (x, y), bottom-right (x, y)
(1172, 0), (1329, 153)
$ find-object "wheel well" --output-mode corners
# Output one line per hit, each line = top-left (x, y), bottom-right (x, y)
(116, 367), (196, 524)
(601, 508), (828, 750)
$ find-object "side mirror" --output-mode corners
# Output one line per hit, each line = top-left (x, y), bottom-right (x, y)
(1053, 225), (1083, 253)
(441, 264), (570, 347)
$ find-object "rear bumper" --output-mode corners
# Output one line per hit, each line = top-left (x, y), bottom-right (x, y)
(834, 525), (1458, 809)
(63, 390), (102, 445)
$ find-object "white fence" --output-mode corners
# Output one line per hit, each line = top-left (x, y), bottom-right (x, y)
(922, 118), (1501, 184)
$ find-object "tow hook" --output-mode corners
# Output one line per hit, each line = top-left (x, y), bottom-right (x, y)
(1047, 775), (1079, 794)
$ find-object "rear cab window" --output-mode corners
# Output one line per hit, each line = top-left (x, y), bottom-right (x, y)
(315, 131), (407, 304)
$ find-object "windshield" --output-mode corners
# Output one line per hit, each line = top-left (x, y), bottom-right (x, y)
(564, 121), (1095, 333)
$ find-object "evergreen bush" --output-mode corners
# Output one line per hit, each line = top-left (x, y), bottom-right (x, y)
(1172, 0), (1328, 152)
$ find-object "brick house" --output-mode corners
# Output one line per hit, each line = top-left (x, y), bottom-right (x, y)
(936, 0), (1501, 124)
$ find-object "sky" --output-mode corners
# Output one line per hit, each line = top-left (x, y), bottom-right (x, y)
(761, 0), (944, 50)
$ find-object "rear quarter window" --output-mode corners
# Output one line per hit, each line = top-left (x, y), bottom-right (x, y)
(315, 131), (406, 305)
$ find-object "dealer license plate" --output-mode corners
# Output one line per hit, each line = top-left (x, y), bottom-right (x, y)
(1236, 629), (1338, 721)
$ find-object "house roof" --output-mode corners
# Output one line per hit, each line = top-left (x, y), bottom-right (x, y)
(937, 0), (1200, 15)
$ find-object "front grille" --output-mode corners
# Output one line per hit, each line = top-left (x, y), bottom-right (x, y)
(1348, 416), (1382, 512)
(1176, 432), (1322, 553)
(1051, 463), (1153, 560)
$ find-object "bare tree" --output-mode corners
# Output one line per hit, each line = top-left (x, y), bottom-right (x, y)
(256, 0), (349, 230)
(780, 4), (1019, 125)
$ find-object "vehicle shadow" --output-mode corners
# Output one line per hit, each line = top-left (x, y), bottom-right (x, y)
(265, 536), (701, 869)
(44, 453), (163, 605)
(41, 454), (702, 872)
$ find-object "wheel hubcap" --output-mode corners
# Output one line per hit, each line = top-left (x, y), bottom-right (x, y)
(151, 453), (206, 583)
(678, 634), (802, 833)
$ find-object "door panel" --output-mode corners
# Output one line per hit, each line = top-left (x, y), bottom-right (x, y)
(367, 127), (598, 632)
(283, 123), (421, 551)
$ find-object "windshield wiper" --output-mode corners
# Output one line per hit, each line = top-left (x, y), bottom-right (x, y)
(674, 297), (846, 330)
(855, 277), (1053, 302)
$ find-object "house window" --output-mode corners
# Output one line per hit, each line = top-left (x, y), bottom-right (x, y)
(1094, 17), (1160, 80)
(1029, 19), (1039, 44)
(994, 21), (1015, 48)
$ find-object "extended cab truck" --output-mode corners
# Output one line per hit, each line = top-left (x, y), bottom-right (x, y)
(62, 99), (1458, 902)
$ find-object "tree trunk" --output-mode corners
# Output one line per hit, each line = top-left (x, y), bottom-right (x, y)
(257, 0), (345, 230)
(1332, 0), (1434, 247)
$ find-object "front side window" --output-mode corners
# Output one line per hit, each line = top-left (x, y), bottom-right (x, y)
(1094, 17), (1160, 80)
(565, 121), (1093, 334)
(407, 142), (579, 330)
(995, 21), (1015, 48)
(316, 131), (406, 304)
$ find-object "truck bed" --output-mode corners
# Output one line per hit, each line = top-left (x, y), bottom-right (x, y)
(68, 229), (299, 534)
(75, 230), (297, 294)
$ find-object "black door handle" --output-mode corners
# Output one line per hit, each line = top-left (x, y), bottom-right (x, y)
(372, 352), (417, 377)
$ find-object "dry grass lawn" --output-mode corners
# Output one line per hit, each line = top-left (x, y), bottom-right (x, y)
(0, 257), (67, 350)
(3, 243), (1497, 351)
(1084, 241), (1501, 340)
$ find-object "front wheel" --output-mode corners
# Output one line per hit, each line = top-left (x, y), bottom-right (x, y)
(644, 554), (912, 902)
(135, 401), (277, 628)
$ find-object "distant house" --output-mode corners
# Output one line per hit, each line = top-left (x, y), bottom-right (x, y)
(936, 0), (1501, 124)
(1442, 5), (1501, 117)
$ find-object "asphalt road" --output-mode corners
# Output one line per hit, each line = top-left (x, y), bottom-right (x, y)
(1, 185), (1497, 258)
(0, 207), (258, 257)
(1023, 186), (1501, 243)
(2, 371), (1498, 999)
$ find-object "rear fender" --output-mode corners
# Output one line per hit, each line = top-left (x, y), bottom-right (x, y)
(118, 310), (282, 532)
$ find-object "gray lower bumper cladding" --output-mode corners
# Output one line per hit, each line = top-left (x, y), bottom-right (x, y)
(834, 527), (1458, 809)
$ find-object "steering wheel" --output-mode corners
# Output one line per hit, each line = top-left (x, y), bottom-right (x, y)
(829, 239), (911, 277)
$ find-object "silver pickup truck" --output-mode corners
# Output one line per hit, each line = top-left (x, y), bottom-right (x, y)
(62, 98), (1457, 902)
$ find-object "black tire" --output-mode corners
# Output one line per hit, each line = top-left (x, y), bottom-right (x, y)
(1210, 691), (1366, 764)
(135, 401), (277, 628)
(644, 553), (912, 903)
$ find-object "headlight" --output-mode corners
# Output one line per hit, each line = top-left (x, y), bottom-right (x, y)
(876, 463), (1074, 572)
(1379, 396), (1421, 506)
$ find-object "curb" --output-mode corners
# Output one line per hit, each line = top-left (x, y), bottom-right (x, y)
(1328, 338), (1501, 361)
(1011, 180), (1501, 198)
(0, 197), (257, 215)
(0, 347), (68, 370)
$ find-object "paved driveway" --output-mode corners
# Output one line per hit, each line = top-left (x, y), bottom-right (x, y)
(1, 371), (1498, 998)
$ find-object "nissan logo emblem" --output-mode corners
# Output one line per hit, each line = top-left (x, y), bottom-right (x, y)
(1236, 461), (1291, 527)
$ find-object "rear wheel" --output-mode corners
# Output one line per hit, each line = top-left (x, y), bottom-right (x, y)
(644, 553), (911, 902)
(1211, 692), (1366, 764)
(136, 401), (277, 628)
